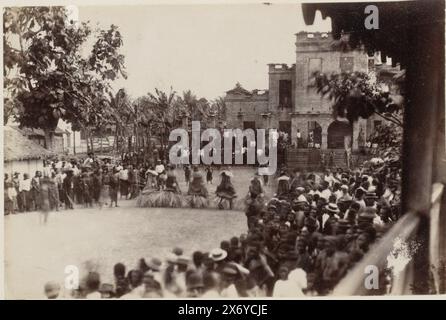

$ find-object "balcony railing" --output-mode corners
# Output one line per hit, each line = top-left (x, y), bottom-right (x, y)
(332, 183), (444, 296)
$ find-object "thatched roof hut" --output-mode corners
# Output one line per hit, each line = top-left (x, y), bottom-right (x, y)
(4, 126), (54, 162)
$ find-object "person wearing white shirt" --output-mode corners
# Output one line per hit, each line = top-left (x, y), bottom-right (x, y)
(155, 162), (165, 174)
(324, 172), (335, 187)
(320, 188), (331, 202)
(55, 160), (63, 169)
(354, 188), (367, 210)
(334, 189), (343, 200)
(273, 268), (307, 297)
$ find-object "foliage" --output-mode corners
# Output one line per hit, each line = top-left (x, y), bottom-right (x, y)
(368, 121), (403, 178)
(312, 70), (404, 182)
(312, 71), (403, 126)
(3, 7), (126, 133)
(211, 96), (227, 122)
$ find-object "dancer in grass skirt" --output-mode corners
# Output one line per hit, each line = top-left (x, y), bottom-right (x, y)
(136, 168), (158, 207)
(216, 170), (237, 210)
(186, 170), (209, 208)
(151, 171), (183, 208)
(245, 173), (265, 209)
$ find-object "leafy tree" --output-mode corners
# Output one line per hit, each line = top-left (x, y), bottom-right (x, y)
(176, 90), (210, 127)
(211, 96), (227, 123)
(312, 71), (403, 127)
(3, 7), (126, 149)
(312, 70), (404, 182)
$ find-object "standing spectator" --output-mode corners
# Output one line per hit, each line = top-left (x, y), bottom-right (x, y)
(109, 168), (119, 208)
(62, 170), (74, 209)
(92, 169), (103, 208)
(49, 171), (60, 211)
(118, 166), (129, 199)
(12, 172), (21, 212)
(39, 170), (52, 224)
(81, 171), (93, 208)
(73, 172), (83, 205)
(184, 165), (191, 185)
(206, 166), (213, 184)
(31, 171), (42, 211)
(100, 168), (111, 208)
(55, 169), (65, 209)
(130, 166), (140, 199)
(4, 174), (15, 215)
(19, 173), (32, 212)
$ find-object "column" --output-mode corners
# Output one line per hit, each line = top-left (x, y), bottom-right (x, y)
(321, 132), (328, 149)
(321, 121), (329, 149)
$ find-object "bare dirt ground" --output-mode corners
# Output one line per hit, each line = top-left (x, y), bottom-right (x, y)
(4, 166), (275, 299)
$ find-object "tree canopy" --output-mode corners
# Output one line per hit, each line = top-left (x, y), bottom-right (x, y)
(312, 71), (403, 126)
(3, 7), (126, 137)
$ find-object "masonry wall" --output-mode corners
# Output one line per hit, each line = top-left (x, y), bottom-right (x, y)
(225, 94), (269, 129)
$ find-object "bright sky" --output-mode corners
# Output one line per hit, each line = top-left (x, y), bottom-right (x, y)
(78, 4), (331, 100)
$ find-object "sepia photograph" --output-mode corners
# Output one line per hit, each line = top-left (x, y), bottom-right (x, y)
(1, 0), (445, 301)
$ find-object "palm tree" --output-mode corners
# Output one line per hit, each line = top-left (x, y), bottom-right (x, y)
(106, 88), (132, 153)
(212, 96), (227, 123)
(177, 90), (210, 128)
(146, 88), (178, 153)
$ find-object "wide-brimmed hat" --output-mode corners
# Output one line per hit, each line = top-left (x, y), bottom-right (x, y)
(326, 203), (340, 213)
(209, 248), (228, 261)
(365, 192), (378, 199)
(278, 175), (290, 181)
(166, 253), (178, 264)
(177, 256), (190, 266)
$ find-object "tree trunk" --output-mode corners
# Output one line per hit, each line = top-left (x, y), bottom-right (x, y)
(115, 125), (119, 153)
(73, 131), (76, 155)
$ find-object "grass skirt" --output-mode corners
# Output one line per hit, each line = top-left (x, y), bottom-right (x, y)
(185, 194), (209, 208)
(138, 190), (184, 208)
(136, 189), (157, 207)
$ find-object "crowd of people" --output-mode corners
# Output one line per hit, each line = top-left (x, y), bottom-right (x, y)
(38, 156), (401, 298)
(3, 153), (172, 216)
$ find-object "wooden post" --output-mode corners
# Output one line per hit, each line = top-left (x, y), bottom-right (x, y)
(403, 1), (444, 294)
(73, 130), (76, 155)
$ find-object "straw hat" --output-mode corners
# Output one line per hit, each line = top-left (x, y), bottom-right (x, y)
(209, 248), (228, 262)
(326, 203), (340, 213)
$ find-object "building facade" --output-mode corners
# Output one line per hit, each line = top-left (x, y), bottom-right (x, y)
(225, 32), (391, 151)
